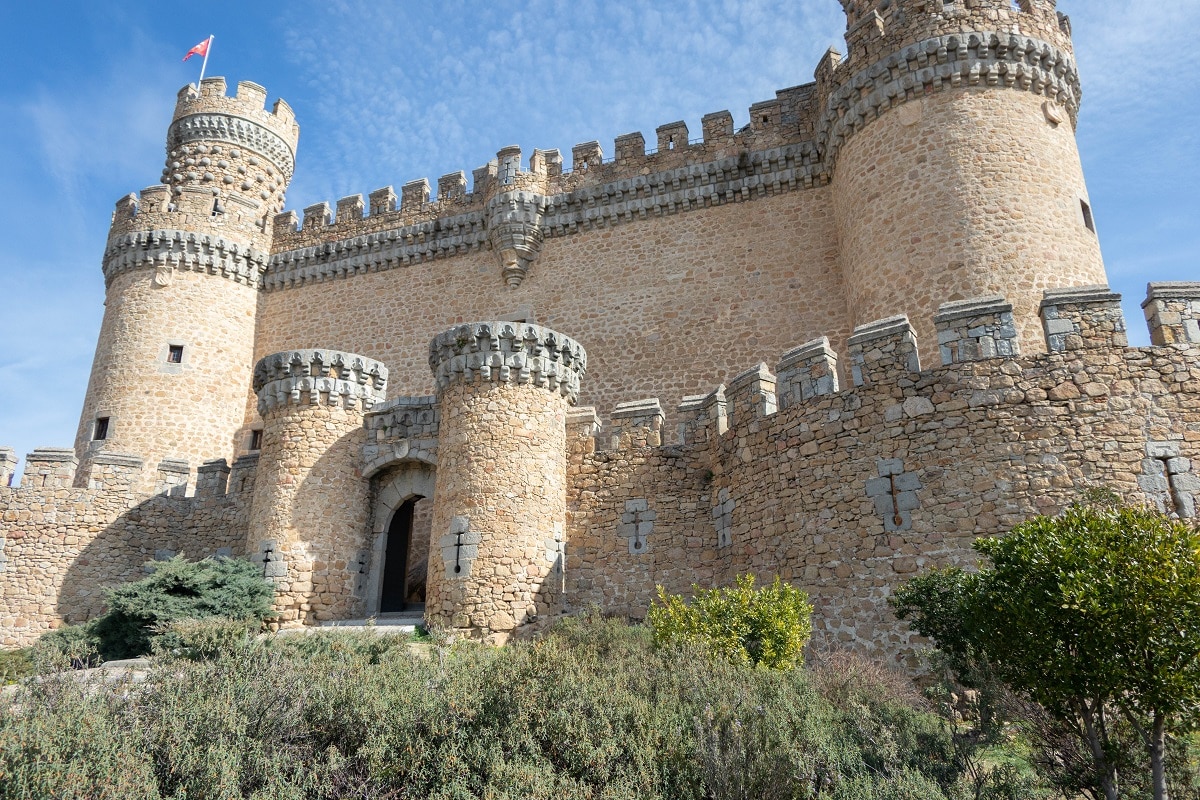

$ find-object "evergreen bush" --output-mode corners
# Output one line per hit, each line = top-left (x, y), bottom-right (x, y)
(647, 574), (813, 669)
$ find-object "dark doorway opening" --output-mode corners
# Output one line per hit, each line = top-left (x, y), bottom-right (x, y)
(381, 498), (419, 613)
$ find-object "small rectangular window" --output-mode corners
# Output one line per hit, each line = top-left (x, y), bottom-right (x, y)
(94, 417), (110, 441)
(249, 429), (263, 451)
(167, 345), (184, 364)
(1081, 199), (1096, 233)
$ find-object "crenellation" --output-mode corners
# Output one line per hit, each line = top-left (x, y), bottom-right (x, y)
(847, 316), (921, 389)
(429, 322), (587, 403)
(86, 452), (144, 493)
(23, 448), (78, 490)
(7, 4), (1198, 659)
(156, 458), (190, 497)
(655, 121), (689, 154)
(196, 458), (231, 498)
(1040, 285), (1127, 352)
(368, 186), (397, 215)
(748, 99), (783, 133)
(303, 202), (332, 230)
(229, 453), (259, 495)
(934, 296), (1019, 364)
(401, 179), (430, 210)
(614, 132), (646, 163)
(725, 363), (778, 429)
(609, 399), (665, 450)
(0, 448), (16, 488)
(530, 149), (562, 178)
(253, 349), (389, 415)
(776, 337), (841, 409)
(571, 141), (603, 172)
(701, 111), (734, 142)
(1143, 282), (1200, 346)
(335, 194), (365, 222)
(438, 171), (467, 201)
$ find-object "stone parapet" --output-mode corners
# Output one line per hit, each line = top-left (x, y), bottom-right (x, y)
(1143, 282), (1200, 346)
(847, 316), (921, 389)
(196, 459), (231, 497)
(726, 364), (778, 429)
(609, 399), (665, 449)
(429, 322), (586, 404)
(0, 448), (16, 488)
(156, 459), (190, 497)
(819, 32), (1078, 172)
(102, 228), (268, 289)
(169, 78), (299, 182)
(85, 452), (144, 492)
(253, 349), (389, 415)
(935, 296), (1019, 364)
(22, 448), (77, 490)
(1040, 285), (1127, 352)
(776, 337), (840, 410)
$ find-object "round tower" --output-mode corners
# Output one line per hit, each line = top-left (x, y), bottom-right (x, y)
(827, 0), (1106, 356)
(74, 78), (299, 491)
(248, 349), (388, 624)
(425, 322), (586, 642)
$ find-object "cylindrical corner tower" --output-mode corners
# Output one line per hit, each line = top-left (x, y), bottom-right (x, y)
(248, 349), (388, 624)
(74, 77), (300, 490)
(828, 0), (1106, 356)
(425, 322), (587, 642)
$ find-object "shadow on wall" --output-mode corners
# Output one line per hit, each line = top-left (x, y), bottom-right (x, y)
(53, 489), (250, 627)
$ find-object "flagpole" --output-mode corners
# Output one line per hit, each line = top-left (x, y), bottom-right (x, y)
(195, 35), (214, 91)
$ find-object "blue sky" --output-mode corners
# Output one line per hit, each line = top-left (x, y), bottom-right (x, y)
(0, 1), (1196, 476)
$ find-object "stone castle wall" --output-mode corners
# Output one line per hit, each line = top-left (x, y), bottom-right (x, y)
(6, 1), (1193, 656)
(0, 459), (252, 647)
(564, 292), (1200, 668)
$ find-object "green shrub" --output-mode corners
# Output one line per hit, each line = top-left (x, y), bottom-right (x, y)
(35, 556), (274, 665)
(648, 575), (813, 669)
(0, 615), (988, 798)
(0, 648), (34, 684)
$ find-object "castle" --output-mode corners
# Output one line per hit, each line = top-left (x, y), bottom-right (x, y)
(1, 0), (1197, 662)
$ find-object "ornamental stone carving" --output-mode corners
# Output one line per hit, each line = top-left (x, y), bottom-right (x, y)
(103, 228), (268, 288)
(253, 349), (388, 415)
(168, 113), (296, 180)
(486, 190), (547, 288)
(429, 322), (586, 403)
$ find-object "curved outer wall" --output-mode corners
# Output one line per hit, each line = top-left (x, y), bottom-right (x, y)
(74, 268), (260, 485)
(425, 323), (584, 641)
(834, 89), (1105, 356)
(831, 1), (1107, 358)
(74, 78), (298, 489)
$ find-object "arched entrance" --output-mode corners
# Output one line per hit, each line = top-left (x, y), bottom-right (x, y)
(380, 497), (428, 612)
(365, 462), (436, 617)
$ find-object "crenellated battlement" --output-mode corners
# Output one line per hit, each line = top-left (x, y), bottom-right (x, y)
(102, 224), (270, 289)
(577, 282), (1200, 454)
(429, 322), (587, 403)
(253, 349), (389, 415)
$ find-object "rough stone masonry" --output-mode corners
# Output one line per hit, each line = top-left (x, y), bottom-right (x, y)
(1, 1), (1197, 664)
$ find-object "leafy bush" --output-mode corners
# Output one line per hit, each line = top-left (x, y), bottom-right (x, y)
(36, 556), (274, 663)
(648, 574), (813, 669)
(0, 648), (33, 685)
(0, 614), (983, 799)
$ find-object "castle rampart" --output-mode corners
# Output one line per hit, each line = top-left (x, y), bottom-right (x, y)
(5, 1), (1195, 658)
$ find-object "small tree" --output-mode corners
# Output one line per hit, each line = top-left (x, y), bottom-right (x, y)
(648, 575), (813, 670)
(893, 495), (1200, 800)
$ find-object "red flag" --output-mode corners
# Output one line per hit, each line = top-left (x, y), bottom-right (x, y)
(182, 38), (211, 62)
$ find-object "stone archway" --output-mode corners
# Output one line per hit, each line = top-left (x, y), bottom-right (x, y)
(365, 463), (436, 617)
